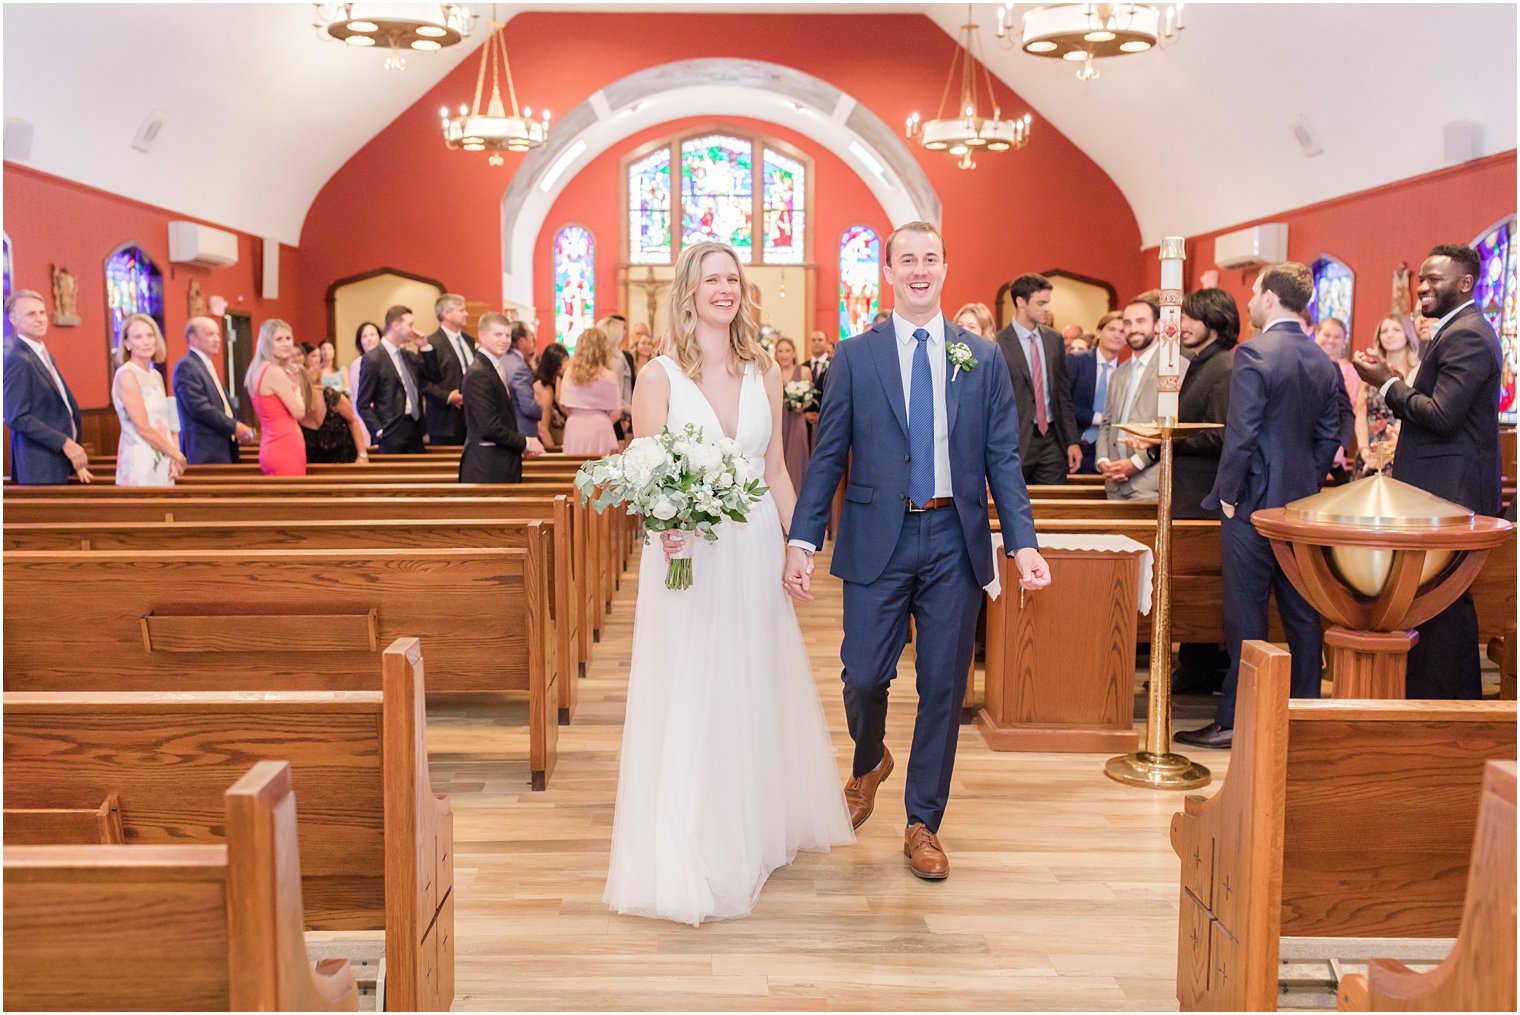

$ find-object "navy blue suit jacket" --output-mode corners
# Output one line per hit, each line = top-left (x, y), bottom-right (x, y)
(1385, 303), (1503, 515)
(3, 337), (83, 484)
(172, 352), (239, 464)
(792, 317), (1038, 587)
(1066, 350), (1098, 431)
(1203, 321), (1352, 519)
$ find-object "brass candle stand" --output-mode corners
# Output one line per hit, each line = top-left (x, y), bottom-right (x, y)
(1104, 419), (1218, 790)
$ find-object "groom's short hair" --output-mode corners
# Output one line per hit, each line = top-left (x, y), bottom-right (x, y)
(885, 221), (946, 263)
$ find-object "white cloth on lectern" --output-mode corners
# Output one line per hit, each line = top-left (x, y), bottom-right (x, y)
(986, 533), (1153, 614)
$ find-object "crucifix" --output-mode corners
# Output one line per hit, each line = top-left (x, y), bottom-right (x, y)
(625, 265), (671, 330)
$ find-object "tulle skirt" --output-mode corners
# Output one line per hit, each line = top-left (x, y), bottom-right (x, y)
(604, 494), (854, 926)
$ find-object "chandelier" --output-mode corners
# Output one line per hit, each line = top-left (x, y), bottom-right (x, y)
(906, 5), (1032, 170)
(999, 3), (1184, 81)
(314, 3), (477, 71)
(440, 22), (548, 164)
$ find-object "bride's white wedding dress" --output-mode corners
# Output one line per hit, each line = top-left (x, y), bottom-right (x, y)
(604, 355), (854, 927)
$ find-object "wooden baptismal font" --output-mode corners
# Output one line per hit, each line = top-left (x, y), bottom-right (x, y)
(1250, 473), (1513, 698)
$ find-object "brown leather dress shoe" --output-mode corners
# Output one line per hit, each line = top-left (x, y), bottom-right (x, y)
(904, 823), (949, 880)
(843, 746), (894, 830)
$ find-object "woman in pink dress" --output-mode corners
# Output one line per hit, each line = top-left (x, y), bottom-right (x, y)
(559, 325), (621, 454)
(243, 318), (307, 475)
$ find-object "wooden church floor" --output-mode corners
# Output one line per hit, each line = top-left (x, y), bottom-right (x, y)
(425, 545), (1230, 1012)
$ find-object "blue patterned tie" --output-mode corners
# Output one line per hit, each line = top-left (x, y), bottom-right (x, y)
(908, 328), (935, 509)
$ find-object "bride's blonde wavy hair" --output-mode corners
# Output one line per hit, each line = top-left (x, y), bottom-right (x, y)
(664, 241), (770, 382)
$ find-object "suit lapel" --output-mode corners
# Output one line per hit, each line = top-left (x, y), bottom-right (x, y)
(946, 323), (966, 435)
(867, 322), (910, 438)
(20, 341), (72, 412)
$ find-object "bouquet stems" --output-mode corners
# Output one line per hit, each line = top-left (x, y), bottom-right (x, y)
(666, 557), (693, 590)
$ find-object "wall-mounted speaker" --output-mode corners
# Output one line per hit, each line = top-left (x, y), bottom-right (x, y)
(1443, 120), (1483, 164)
(261, 240), (279, 300)
(4, 117), (35, 162)
(131, 110), (168, 153)
(1291, 116), (1323, 158)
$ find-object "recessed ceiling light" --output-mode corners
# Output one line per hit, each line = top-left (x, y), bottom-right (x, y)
(415, 25), (447, 37)
(1085, 30), (1116, 42)
(1062, 50), (1088, 61)
(346, 20), (378, 32)
(411, 39), (441, 50)
(344, 35), (376, 46)
(1026, 40), (1057, 53)
(1120, 39), (1152, 52)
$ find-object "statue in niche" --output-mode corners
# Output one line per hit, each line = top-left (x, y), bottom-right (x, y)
(187, 279), (208, 319)
(50, 264), (80, 326)
(1391, 262), (1413, 317)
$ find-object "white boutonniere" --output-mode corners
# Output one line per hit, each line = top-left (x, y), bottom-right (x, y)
(947, 342), (979, 381)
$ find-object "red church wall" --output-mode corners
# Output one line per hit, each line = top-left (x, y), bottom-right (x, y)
(296, 12), (1146, 340)
(1140, 151), (1518, 352)
(2, 163), (304, 409)
(534, 115), (889, 341)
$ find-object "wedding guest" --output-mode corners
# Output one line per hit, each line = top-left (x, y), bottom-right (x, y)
(996, 273), (1081, 482)
(503, 322), (544, 437)
(175, 316), (253, 464)
(600, 314), (632, 438)
(1066, 310), (1126, 475)
(773, 336), (813, 492)
(1068, 334), (1093, 353)
(1096, 299), (1164, 499)
(870, 309), (890, 325)
(1060, 322), (1084, 350)
(560, 325), (621, 454)
(953, 301), (996, 337)
(1352, 244), (1501, 699)
(244, 319), (308, 475)
(356, 305), (441, 454)
(805, 330), (832, 386)
(318, 340), (343, 390)
(300, 343), (366, 464)
(3, 288), (89, 483)
(349, 320), (382, 449)
(112, 313), (185, 486)
(422, 293), (475, 445)
(632, 328), (656, 375)
(459, 312), (545, 483)
(534, 342), (569, 448)
(1354, 313), (1421, 475)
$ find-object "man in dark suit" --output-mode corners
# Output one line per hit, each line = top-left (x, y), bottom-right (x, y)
(805, 329), (832, 446)
(459, 312), (544, 483)
(1353, 243), (1503, 699)
(503, 322), (543, 437)
(421, 293), (475, 445)
(356, 304), (442, 454)
(173, 316), (254, 464)
(1177, 263), (1353, 750)
(3, 289), (90, 484)
(994, 273), (1081, 483)
(1066, 310), (1125, 473)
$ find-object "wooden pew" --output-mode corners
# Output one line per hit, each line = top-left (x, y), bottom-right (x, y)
(1168, 641), (1517, 1011)
(4, 794), (124, 845)
(3, 761), (359, 1012)
(3, 492), (600, 662)
(5, 516), (582, 722)
(1335, 760), (1516, 1012)
(5, 638), (453, 1011)
(4, 546), (557, 790)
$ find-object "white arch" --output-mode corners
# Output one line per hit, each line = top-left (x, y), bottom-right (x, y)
(500, 58), (941, 309)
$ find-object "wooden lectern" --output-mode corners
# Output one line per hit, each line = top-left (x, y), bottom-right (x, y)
(979, 540), (1146, 753)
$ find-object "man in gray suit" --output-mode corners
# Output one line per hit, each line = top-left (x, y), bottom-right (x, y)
(1096, 297), (1180, 500)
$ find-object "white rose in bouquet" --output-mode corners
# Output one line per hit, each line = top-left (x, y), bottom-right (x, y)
(718, 436), (742, 458)
(687, 442), (723, 476)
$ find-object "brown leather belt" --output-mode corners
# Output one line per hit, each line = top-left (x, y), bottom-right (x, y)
(907, 497), (955, 513)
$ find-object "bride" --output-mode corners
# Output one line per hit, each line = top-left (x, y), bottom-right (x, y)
(604, 240), (854, 926)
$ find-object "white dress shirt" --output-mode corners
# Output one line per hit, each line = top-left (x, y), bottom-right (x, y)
(1378, 299), (1472, 400)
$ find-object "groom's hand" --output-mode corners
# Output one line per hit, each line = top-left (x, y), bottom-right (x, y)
(782, 546), (815, 603)
(1013, 547), (1051, 591)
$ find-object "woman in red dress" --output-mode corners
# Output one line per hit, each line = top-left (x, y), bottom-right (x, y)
(243, 318), (307, 476)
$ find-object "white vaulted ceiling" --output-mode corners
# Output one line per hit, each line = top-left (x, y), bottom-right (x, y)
(3, 3), (1515, 247)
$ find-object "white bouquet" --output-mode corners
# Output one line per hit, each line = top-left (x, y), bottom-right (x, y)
(574, 423), (769, 590)
(782, 380), (818, 413)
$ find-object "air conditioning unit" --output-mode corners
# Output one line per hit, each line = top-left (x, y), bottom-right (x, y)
(1213, 223), (1287, 270)
(168, 221), (239, 269)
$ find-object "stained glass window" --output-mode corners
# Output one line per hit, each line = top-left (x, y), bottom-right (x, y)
(1474, 215), (1518, 423)
(105, 243), (165, 347)
(681, 135), (753, 259)
(762, 149), (805, 265)
(1308, 256), (1353, 334)
(628, 148), (671, 265)
(838, 226), (881, 340)
(554, 225), (595, 351)
(2, 233), (12, 340)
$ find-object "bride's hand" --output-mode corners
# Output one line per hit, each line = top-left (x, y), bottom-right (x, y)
(659, 530), (686, 563)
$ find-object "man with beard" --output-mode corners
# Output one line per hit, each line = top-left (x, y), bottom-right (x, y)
(1095, 297), (1167, 500)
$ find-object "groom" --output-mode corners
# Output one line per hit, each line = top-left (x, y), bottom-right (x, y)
(784, 222), (1051, 880)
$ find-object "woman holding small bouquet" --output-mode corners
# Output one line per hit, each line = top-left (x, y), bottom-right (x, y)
(599, 240), (852, 927)
(772, 335), (816, 493)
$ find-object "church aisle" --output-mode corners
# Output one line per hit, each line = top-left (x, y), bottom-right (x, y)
(425, 546), (1230, 1012)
